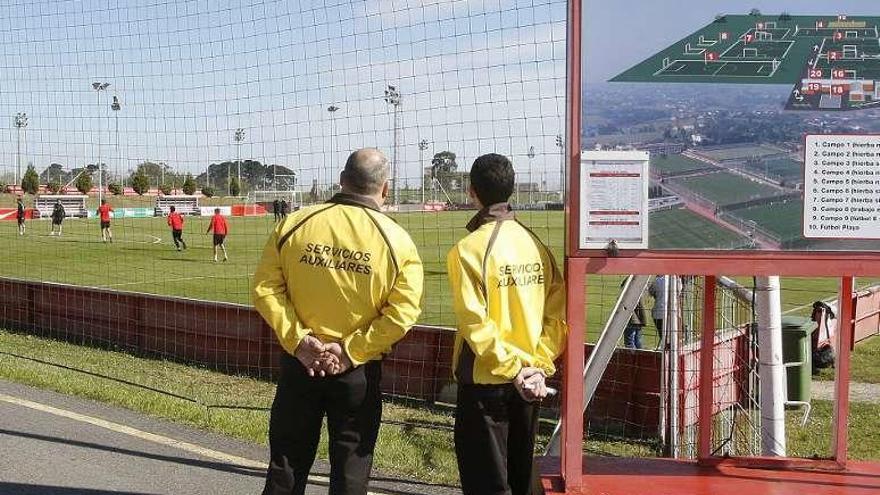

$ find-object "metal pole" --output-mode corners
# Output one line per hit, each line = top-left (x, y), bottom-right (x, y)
(668, 275), (680, 458)
(418, 139), (428, 205)
(16, 121), (20, 188)
(392, 104), (399, 204)
(756, 275), (786, 456)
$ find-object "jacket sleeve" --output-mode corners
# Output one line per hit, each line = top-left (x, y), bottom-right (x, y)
(251, 229), (311, 356)
(344, 242), (424, 366)
(534, 255), (568, 376)
(447, 245), (534, 381)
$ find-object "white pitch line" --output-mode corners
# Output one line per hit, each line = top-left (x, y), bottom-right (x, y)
(0, 392), (384, 494)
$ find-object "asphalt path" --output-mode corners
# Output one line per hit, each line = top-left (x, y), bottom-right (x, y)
(0, 379), (460, 495)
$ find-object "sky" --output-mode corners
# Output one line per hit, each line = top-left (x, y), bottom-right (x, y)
(1, 0), (875, 190)
(0, 0), (568, 190)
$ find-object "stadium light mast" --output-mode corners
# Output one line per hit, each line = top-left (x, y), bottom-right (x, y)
(92, 82), (110, 203)
(111, 95), (121, 190)
(555, 134), (564, 200)
(418, 139), (429, 204)
(234, 128), (245, 196)
(13, 112), (28, 189)
(384, 85), (401, 205)
(327, 105), (340, 198)
(527, 145), (536, 204)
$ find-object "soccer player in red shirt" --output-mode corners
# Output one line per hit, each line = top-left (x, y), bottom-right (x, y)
(97, 199), (114, 243)
(206, 208), (229, 262)
(167, 205), (187, 251)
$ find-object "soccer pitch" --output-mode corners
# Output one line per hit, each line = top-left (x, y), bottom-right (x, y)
(672, 172), (781, 205)
(0, 206), (866, 330)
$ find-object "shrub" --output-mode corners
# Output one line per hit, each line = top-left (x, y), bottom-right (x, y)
(201, 186), (215, 198)
(21, 165), (39, 195)
(159, 183), (172, 195)
(47, 181), (62, 194)
(131, 172), (150, 195)
(75, 172), (92, 195)
(229, 178), (241, 197)
(108, 183), (123, 195)
(182, 174), (196, 195)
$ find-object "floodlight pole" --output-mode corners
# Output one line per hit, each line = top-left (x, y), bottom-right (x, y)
(527, 145), (536, 204)
(13, 112), (28, 189)
(234, 128), (245, 196)
(556, 134), (564, 200)
(327, 105), (340, 198)
(92, 82), (110, 203)
(418, 139), (429, 204)
(384, 85), (401, 206)
(111, 96), (121, 191)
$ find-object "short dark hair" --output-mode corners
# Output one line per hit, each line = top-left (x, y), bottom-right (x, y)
(469, 153), (515, 206)
(214, 208), (220, 214)
(169, 205), (176, 212)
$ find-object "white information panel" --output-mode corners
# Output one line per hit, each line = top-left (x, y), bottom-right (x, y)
(804, 134), (880, 239)
(579, 150), (650, 250)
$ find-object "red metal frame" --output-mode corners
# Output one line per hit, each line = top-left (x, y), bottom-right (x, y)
(697, 276), (716, 460)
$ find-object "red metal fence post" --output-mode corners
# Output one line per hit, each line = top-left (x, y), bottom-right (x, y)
(698, 275), (716, 462)
(562, 258), (585, 491)
(832, 276), (854, 466)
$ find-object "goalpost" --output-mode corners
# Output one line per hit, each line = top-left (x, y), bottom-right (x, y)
(743, 48), (759, 58)
(843, 44), (859, 59)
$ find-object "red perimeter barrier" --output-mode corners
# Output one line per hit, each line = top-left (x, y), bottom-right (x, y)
(231, 204), (267, 216)
(0, 208), (35, 220)
(0, 277), (682, 424)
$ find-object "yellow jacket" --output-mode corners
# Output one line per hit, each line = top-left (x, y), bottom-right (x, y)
(252, 193), (424, 366)
(447, 203), (567, 384)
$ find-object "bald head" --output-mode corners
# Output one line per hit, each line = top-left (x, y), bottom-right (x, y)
(341, 148), (389, 196)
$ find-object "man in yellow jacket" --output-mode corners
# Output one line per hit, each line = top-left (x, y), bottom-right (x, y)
(447, 153), (567, 495)
(253, 148), (424, 495)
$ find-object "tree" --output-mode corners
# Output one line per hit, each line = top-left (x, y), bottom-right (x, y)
(229, 177), (241, 197)
(714, 14), (727, 23)
(779, 12), (791, 21)
(108, 183), (123, 195)
(159, 183), (172, 195)
(40, 163), (66, 184)
(748, 8), (761, 16)
(201, 186), (215, 198)
(129, 161), (175, 190)
(182, 174), (196, 195)
(21, 164), (39, 195)
(75, 171), (93, 195)
(47, 181), (62, 194)
(431, 151), (459, 192)
(131, 171), (150, 195)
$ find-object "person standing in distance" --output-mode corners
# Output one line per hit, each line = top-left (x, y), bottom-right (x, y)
(15, 195), (26, 236)
(50, 200), (65, 236)
(206, 208), (228, 262)
(273, 198), (281, 223)
(97, 199), (114, 243)
(447, 153), (567, 495)
(167, 205), (187, 251)
(253, 148), (423, 495)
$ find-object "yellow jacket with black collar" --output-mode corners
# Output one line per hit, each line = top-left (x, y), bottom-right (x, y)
(252, 193), (424, 366)
(447, 203), (567, 385)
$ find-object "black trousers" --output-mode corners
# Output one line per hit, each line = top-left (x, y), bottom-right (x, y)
(263, 353), (382, 495)
(455, 383), (540, 495)
(171, 229), (186, 249)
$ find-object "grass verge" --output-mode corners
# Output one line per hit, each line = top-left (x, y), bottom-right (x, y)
(0, 329), (459, 485)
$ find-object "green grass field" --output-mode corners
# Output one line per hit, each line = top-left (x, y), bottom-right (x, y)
(730, 200), (803, 242)
(673, 172), (781, 205)
(695, 145), (785, 162)
(747, 157), (802, 182)
(650, 208), (748, 249)
(651, 154), (714, 176)
(0, 201), (870, 335)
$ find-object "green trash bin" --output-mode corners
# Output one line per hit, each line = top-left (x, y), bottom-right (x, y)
(781, 316), (813, 403)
